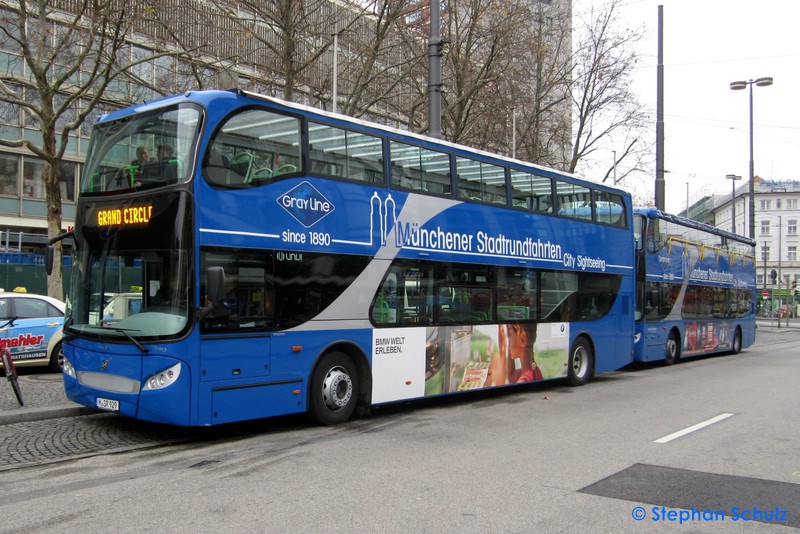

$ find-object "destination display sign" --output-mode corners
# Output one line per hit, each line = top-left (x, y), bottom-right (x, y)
(96, 205), (154, 227)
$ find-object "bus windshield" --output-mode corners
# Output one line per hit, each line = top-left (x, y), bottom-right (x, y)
(80, 104), (201, 194)
(67, 192), (192, 341)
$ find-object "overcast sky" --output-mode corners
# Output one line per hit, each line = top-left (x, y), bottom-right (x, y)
(578, 0), (800, 214)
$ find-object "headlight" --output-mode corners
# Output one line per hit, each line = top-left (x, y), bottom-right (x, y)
(62, 357), (76, 378)
(143, 363), (181, 391)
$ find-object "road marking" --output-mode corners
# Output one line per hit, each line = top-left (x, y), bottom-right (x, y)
(654, 413), (735, 444)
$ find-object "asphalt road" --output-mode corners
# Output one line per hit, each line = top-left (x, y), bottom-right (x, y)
(0, 326), (797, 533)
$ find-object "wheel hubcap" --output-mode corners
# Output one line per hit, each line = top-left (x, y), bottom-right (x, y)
(322, 366), (352, 410)
(572, 347), (587, 377)
(667, 338), (677, 358)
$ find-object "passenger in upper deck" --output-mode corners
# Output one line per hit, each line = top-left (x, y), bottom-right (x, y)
(133, 144), (178, 186)
(132, 146), (150, 168)
(157, 144), (174, 161)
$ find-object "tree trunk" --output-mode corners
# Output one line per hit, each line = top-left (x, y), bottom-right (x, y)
(43, 142), (64, 301)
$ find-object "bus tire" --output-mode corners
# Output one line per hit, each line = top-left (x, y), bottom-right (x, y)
(731, 326), (742, 354)
(664, 330), (680, 366)
(48, 341), (64, 372)
(567, 337), (593, 386)
(309, 352), (359, 425)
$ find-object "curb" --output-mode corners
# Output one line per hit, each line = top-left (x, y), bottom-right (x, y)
(0, 405), (97, 426)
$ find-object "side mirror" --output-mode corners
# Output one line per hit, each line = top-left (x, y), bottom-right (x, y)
(207, 266), (225, 306)
(45, 245), (54, 275)
(198, 266), (225, 321)
(45, 230), (74, 276)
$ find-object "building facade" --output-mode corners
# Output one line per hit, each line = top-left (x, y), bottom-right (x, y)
(713, 179), (800, 314)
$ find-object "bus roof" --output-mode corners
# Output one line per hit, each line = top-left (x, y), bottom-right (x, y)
(634, 206), (756, 246)
(100, 88), (629, 197)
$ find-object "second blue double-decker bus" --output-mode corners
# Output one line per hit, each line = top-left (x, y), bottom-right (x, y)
(633, 208), (757, 364)
(56, 89), (636, 426)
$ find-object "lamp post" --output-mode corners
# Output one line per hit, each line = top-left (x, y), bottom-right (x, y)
(725, 174), (741, 233)
(332, 32), (339, 114)
(730, 77), (773, 240)
(685, 182), (690, 218)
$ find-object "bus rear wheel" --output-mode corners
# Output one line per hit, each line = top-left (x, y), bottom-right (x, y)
(309, 352), (359, 425)
(731, 326), (742, 354)
(664, 330), (680, 366)
(567, 337), (593, 386)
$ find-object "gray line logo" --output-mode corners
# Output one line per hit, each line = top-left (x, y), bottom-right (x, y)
(277, 181), (335, 228)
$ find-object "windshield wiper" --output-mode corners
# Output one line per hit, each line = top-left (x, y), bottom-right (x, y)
(105, 326), (150, 353)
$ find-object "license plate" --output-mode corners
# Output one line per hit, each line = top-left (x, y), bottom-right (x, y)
(96, 398), (120, 412)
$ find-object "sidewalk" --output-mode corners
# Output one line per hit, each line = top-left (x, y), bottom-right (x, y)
(756, 319), (800, 330)
(0, 372), (95, 425)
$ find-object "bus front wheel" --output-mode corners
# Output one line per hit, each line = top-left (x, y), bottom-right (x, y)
(664, 330), (680, 366)
(309, 352), (359, 425)
(567, 337), (593, 386)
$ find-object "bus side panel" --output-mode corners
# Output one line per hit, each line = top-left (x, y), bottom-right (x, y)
(742, 320), (756, 348)
(682, 319), (754, 356)
(206, 380), (304, 425)
(587, 313), (635, 373)
(636, 318), (755, 362)
(682, 320), (730, 356)
(637, 322), (672, 362)
(371, 322), (573, 402)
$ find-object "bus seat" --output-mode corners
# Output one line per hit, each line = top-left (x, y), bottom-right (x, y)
(274, 163), (297, 176)
(248, 167), (273, 182)
(204, 146), (232, 183)
(230, 153), (254, 180)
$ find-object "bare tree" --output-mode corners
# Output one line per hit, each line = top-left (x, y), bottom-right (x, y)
(568, 0), (651, 184)
(207, 0), (360, 103)
(328, 0), (425, 119)
(0, 0), (187, 299)
(396, 0), (575, 167)
(504, 0), (573, 168)
(436, 0), (521, 145)
(121, 1), (237, 95)
(0, 0), (135, 299)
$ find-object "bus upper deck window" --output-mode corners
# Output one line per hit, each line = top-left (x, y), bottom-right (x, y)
(204, 108), (301, 188)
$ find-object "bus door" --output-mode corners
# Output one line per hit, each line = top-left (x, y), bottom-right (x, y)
(198, 332), (272, 424)
(199, 249), (277, 423)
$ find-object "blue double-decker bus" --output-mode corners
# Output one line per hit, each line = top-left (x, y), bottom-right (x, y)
(633, 208), (756, 364)
(56, 89), (636, 426)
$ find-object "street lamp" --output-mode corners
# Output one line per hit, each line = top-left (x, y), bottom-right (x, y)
(725, 174), (741, 233)
(683, 175), (696, 219)
(730, 76), (773, 239)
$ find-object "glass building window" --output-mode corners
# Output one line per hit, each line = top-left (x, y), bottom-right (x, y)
(0, 153), (19, 196)
(58, 161), (76, 202)
(22, 157), (46, 199)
